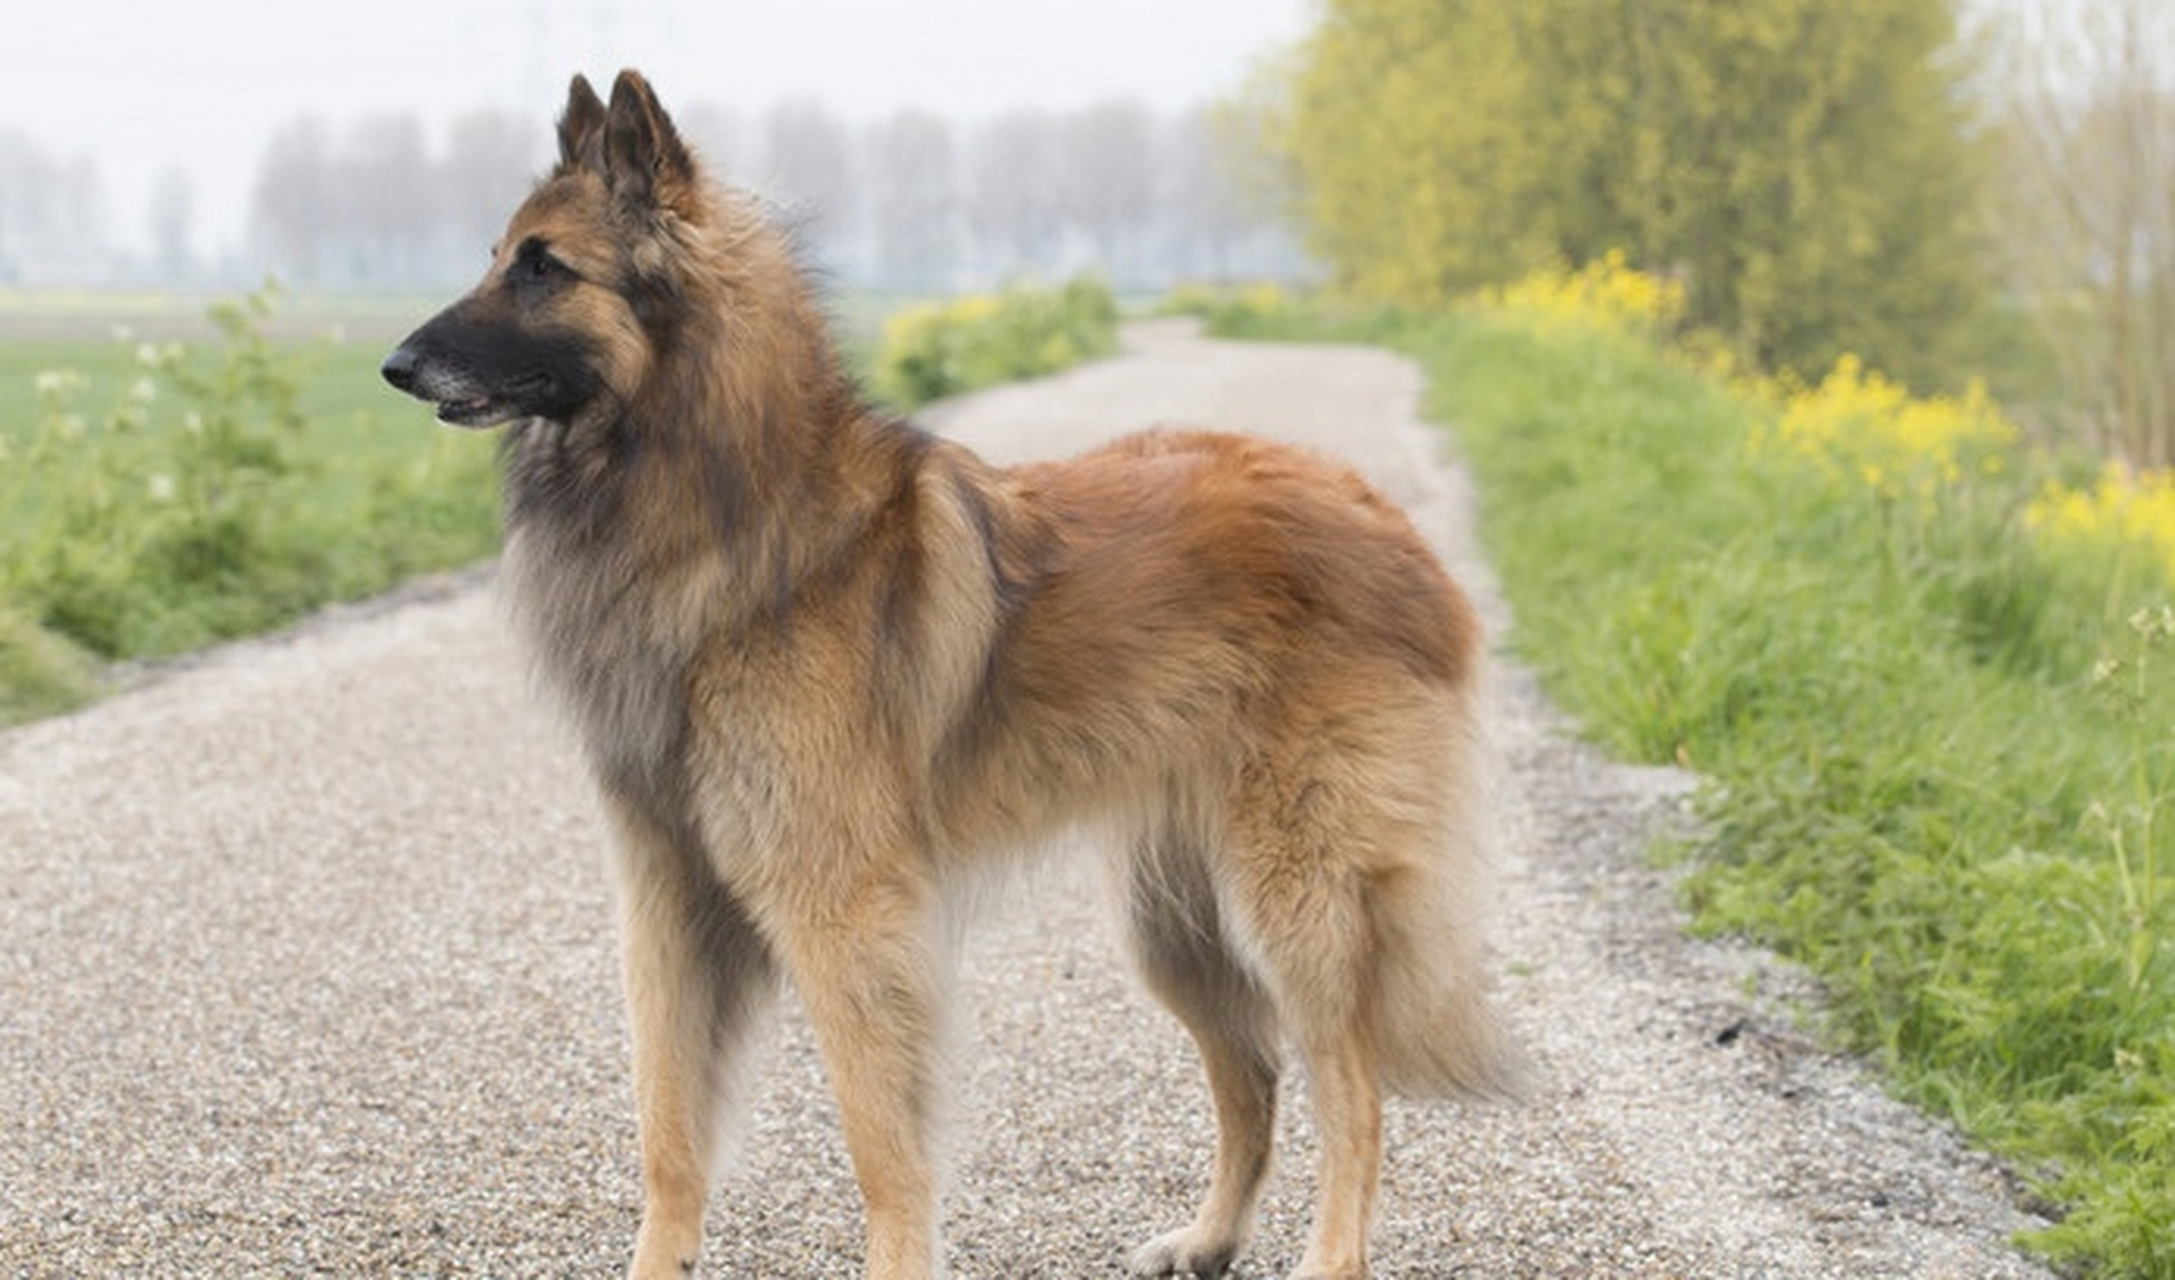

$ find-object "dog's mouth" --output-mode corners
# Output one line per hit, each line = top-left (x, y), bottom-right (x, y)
(409, 373), (562, 429)
(385, 333), (594, 430)
(433, 395), (520, 429)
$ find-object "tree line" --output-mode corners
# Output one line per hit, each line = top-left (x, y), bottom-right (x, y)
(1, 96), (1300, 296)
(1265, 0), (2175, 467)
(241, 97), (1300, 295)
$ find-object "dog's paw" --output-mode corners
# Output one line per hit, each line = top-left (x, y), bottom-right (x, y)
(1129, 1226), (1240, 1278)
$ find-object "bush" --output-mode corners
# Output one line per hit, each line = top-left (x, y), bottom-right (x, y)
(0, 287), (500, 723)
(1160, 281), (1307, 339)
(0, 600), (97, 723)
(870, 276), (1119, 410)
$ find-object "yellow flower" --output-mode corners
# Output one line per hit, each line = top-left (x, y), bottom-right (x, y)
(1478, 251), (1684, 340)
(1762, 354), (2015, 500)
(2028, 464), (2175, 585)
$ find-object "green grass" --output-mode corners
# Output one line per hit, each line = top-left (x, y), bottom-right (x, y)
(1429, 315), (2172, 1276)
(1202, 293), (2175, 1276)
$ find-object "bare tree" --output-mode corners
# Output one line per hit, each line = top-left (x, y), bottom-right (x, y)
(1059, 99), (1156, 284)
(864, 110), (958, 293)
(967, 108), (1064, 280)
(1992, 0), (2175, 466)
(440, 109), (547, 266)
(759, 100), (857, 270)
(344, 113), (432, 285)
(251, 117), (337, 283)
(146, 167), (196, 282)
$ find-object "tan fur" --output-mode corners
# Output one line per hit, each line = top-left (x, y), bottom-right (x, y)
(386, 69), (1521, 1280)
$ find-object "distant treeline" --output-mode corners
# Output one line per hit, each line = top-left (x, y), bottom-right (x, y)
(0, 100), (1306, 296)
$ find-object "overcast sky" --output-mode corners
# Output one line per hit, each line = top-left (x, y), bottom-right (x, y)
(3, 0), (1315, 256)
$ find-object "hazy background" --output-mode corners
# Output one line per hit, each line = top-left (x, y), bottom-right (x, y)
(1, 0), (1314, 291)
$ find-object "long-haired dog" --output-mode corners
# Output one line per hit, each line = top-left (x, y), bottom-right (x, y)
(384, 69), (1520, 1280)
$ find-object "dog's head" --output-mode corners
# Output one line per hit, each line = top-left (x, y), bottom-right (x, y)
(381, 70), (701, 429)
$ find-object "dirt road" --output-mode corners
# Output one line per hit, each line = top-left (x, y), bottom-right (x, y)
(0, 322), (2052, 1276)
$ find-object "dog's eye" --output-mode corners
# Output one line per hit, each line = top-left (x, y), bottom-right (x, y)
(514, 238), (572, 286)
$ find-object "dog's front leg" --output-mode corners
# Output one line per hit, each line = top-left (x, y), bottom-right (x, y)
(607, 795), (779, 1280)
(771, 870), (946, 1280)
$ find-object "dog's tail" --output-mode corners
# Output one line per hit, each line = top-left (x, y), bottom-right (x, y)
(1371, 719), (1530, 1103)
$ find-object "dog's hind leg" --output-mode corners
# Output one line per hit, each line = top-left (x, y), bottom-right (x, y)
(1121, 820), (1282, 1280)
(1220, 756), (1402, 1280)
(607, 795), (779, 1280)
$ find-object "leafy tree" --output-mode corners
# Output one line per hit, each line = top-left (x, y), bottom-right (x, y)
(1277, 0), (1990, 383)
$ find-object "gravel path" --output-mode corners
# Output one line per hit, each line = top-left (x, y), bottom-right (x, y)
(1, 321), (2054, 1277)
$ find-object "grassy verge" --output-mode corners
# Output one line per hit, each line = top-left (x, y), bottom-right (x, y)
(1196, 277), (2174, 1277)
(0, 287), (500, 723)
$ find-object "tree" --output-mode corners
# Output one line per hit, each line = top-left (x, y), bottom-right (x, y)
(1278, 0), (1991, 383)
(440, 109), (545, 266)
(146, 167), (195, 282)
(343, 113), (431, 285)
(1989, 0), (2175, 466)
(0, 130), (109, 283)
(1059, 100), (1156, 285)
(759, 100), (857, 270)
(864, 110), (959, 293)
(967, 109), (1065, 280)
(250, 116), (336, 283)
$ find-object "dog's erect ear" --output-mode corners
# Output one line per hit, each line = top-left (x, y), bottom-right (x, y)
(602, 69), (697, 214)
(558, 74), (608, 173)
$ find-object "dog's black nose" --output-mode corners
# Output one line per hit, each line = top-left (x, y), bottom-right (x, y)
(381, 345), (419, 392)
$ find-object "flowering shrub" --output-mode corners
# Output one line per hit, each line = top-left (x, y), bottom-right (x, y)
(1474, 250), (1685, 342)
(2031, 465), (2175, 586)
(1762, 355), (2016, 500)
(871, 276), (1118, 410)
(1, 286), (499, 702)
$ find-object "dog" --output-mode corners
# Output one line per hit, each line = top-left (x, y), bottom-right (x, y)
(383, 69), (1519, 1280)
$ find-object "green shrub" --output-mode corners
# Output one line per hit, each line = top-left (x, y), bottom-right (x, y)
(0, 600), (97, 723)
(0, 287), (501, 722)
(1160, 281), (1308, 339)
(870, 276), (1119, 410)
